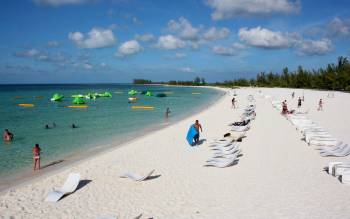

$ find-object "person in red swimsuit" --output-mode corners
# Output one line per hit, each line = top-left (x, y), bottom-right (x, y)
(32, 144), (41, 171)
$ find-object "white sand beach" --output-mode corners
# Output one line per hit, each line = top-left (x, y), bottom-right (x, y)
(1, 87), (350, 219)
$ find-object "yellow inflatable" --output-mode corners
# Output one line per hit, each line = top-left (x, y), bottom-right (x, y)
(18, 103), (34, 107)
(66, 105), (88, 109)
(131, 106), (155, 110)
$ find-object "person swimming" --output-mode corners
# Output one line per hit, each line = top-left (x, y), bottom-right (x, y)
(3, 129), (14, 141)
(71, 123), (77, 128)
(45, 124), (50, 129)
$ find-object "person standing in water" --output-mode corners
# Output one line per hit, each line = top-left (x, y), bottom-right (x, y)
(32, 144), (41, 171)
(193, 120), (203, 145)
(318, 99), (323, 111)
(231, 97), (236, 109)
(165, 107), (171, 118)
(3, 129), (14, 141)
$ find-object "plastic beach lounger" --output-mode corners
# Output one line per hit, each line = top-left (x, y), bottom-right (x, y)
(204, 158), (237, 168)
(321, 145), (350, 157)
(45, 173), (81, 202)
(120, 169), (155, 181)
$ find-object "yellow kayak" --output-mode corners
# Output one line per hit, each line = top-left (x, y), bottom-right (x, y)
(18, 103), (34, 107)
(66, 105), (88, 109)
(131, 106), (155, 110)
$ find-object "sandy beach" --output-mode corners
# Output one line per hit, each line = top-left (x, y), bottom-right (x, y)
(1, 87), (350, 219)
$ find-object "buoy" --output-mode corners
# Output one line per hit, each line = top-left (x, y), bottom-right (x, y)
(66, 105), (88, 109)
(131, 106), (155, 110)
(18, 103), (34, 107)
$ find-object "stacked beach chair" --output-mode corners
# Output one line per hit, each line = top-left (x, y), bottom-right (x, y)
(205, 95), (256, 168)
(269, 96), (350, 184)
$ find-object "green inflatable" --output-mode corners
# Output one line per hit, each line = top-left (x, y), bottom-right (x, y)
(71, 94), (84, 98)
(51, 93), (64, 101)
(85, 92), (96, 99)
(99, 92), (112, 97)
(128, 90), (138, 95)
(72, 97), (85, 105)
(145, 91), (153, 96)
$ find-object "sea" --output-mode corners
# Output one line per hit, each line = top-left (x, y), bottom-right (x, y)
(0, 84), (223, 180)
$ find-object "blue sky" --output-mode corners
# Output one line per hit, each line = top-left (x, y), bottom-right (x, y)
(0, 0), (350, 83)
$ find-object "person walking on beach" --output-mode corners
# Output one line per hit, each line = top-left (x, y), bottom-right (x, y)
(3, 129), (14, 141)
(194, 120), (203, 145)
(318, 99), (323, 111)
(292, 92), (295, 99)
(297, 97), (302, 108)
(165, 107), (171, 118)
(32, 144), (41, 171)
(231, 97), (236, 109)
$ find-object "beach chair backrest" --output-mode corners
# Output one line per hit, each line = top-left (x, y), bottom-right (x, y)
(61, 173), (80, 193)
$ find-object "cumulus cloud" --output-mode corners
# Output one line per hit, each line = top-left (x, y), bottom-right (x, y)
(33, 0), (93, 6)
(155, 35), (186, 50)
(206, 0), (300, 20)
(15, 49), (41, 58)
(326, 17), (350, 38)
(134, 33), (155, 42)
(180, 67), (195, 73)
(167, 17), (200, 41)
(212, 43), (246, 56)
(203, 27), (230, 41)
(116, 40), (143, 58)
(296, 38), (332, 56)
(238, 26), (297, 49)
(68, 27), (116, 49)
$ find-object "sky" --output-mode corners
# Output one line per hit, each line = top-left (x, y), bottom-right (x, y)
(0, 0), (350, 83)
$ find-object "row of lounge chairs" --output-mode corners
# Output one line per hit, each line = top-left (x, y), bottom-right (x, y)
(267, 94), (350, 185)
(328, 161), (350, 184)
(205, 96), (256, 168)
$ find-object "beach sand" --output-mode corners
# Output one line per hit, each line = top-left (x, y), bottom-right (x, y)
(1, 87), (350, 219)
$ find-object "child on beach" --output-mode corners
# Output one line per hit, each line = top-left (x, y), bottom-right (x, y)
(3, 129), (14, 141)
(318, 99), (323, 111)
(32, 144), (41, 171)
(165, 107), (171, 118)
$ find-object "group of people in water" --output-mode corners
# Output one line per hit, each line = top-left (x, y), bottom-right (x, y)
(3, 122), (79, 171)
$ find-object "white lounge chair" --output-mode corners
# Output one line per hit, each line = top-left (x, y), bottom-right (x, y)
(320, 145), (350, 157)
(341, 170), (350, 184)
(45, 173), (81, 202)
(205, 158), (237, 168)
(120, 169), (155, 181)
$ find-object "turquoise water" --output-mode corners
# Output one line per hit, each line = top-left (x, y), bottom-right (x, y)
(0, 84), (222, 177)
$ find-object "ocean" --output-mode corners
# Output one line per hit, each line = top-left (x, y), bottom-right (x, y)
(0, 84), (222, 178)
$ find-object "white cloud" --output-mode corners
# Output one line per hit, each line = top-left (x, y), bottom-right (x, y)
(326, 17), (350, 38)
(203, 27), (230, 41)
(296, 38), (332, 56)
(116, 40), (143, 58)
(155, 35), (186, 50)
(238, 26), (296, 49)
(33, 0), (92, 6)
(164, 53), (187, 60)
(134, 33), (155, 42)
(206, 0), (300, 20)
(212, 43), (246, 56)
(69, 27), (116, 49)
(167, 17), (200, 41)
(180, 67), (195, 73)
(47, 40), (59, 47)
(16, 49), (41, 57)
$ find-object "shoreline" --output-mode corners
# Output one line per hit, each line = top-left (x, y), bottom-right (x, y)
(0, 86), (226, 194)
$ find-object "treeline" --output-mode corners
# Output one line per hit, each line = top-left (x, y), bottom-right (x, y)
(215, 56), (350, 91)
(133, 77), (207, 86)
(133, 57), (350, 91)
